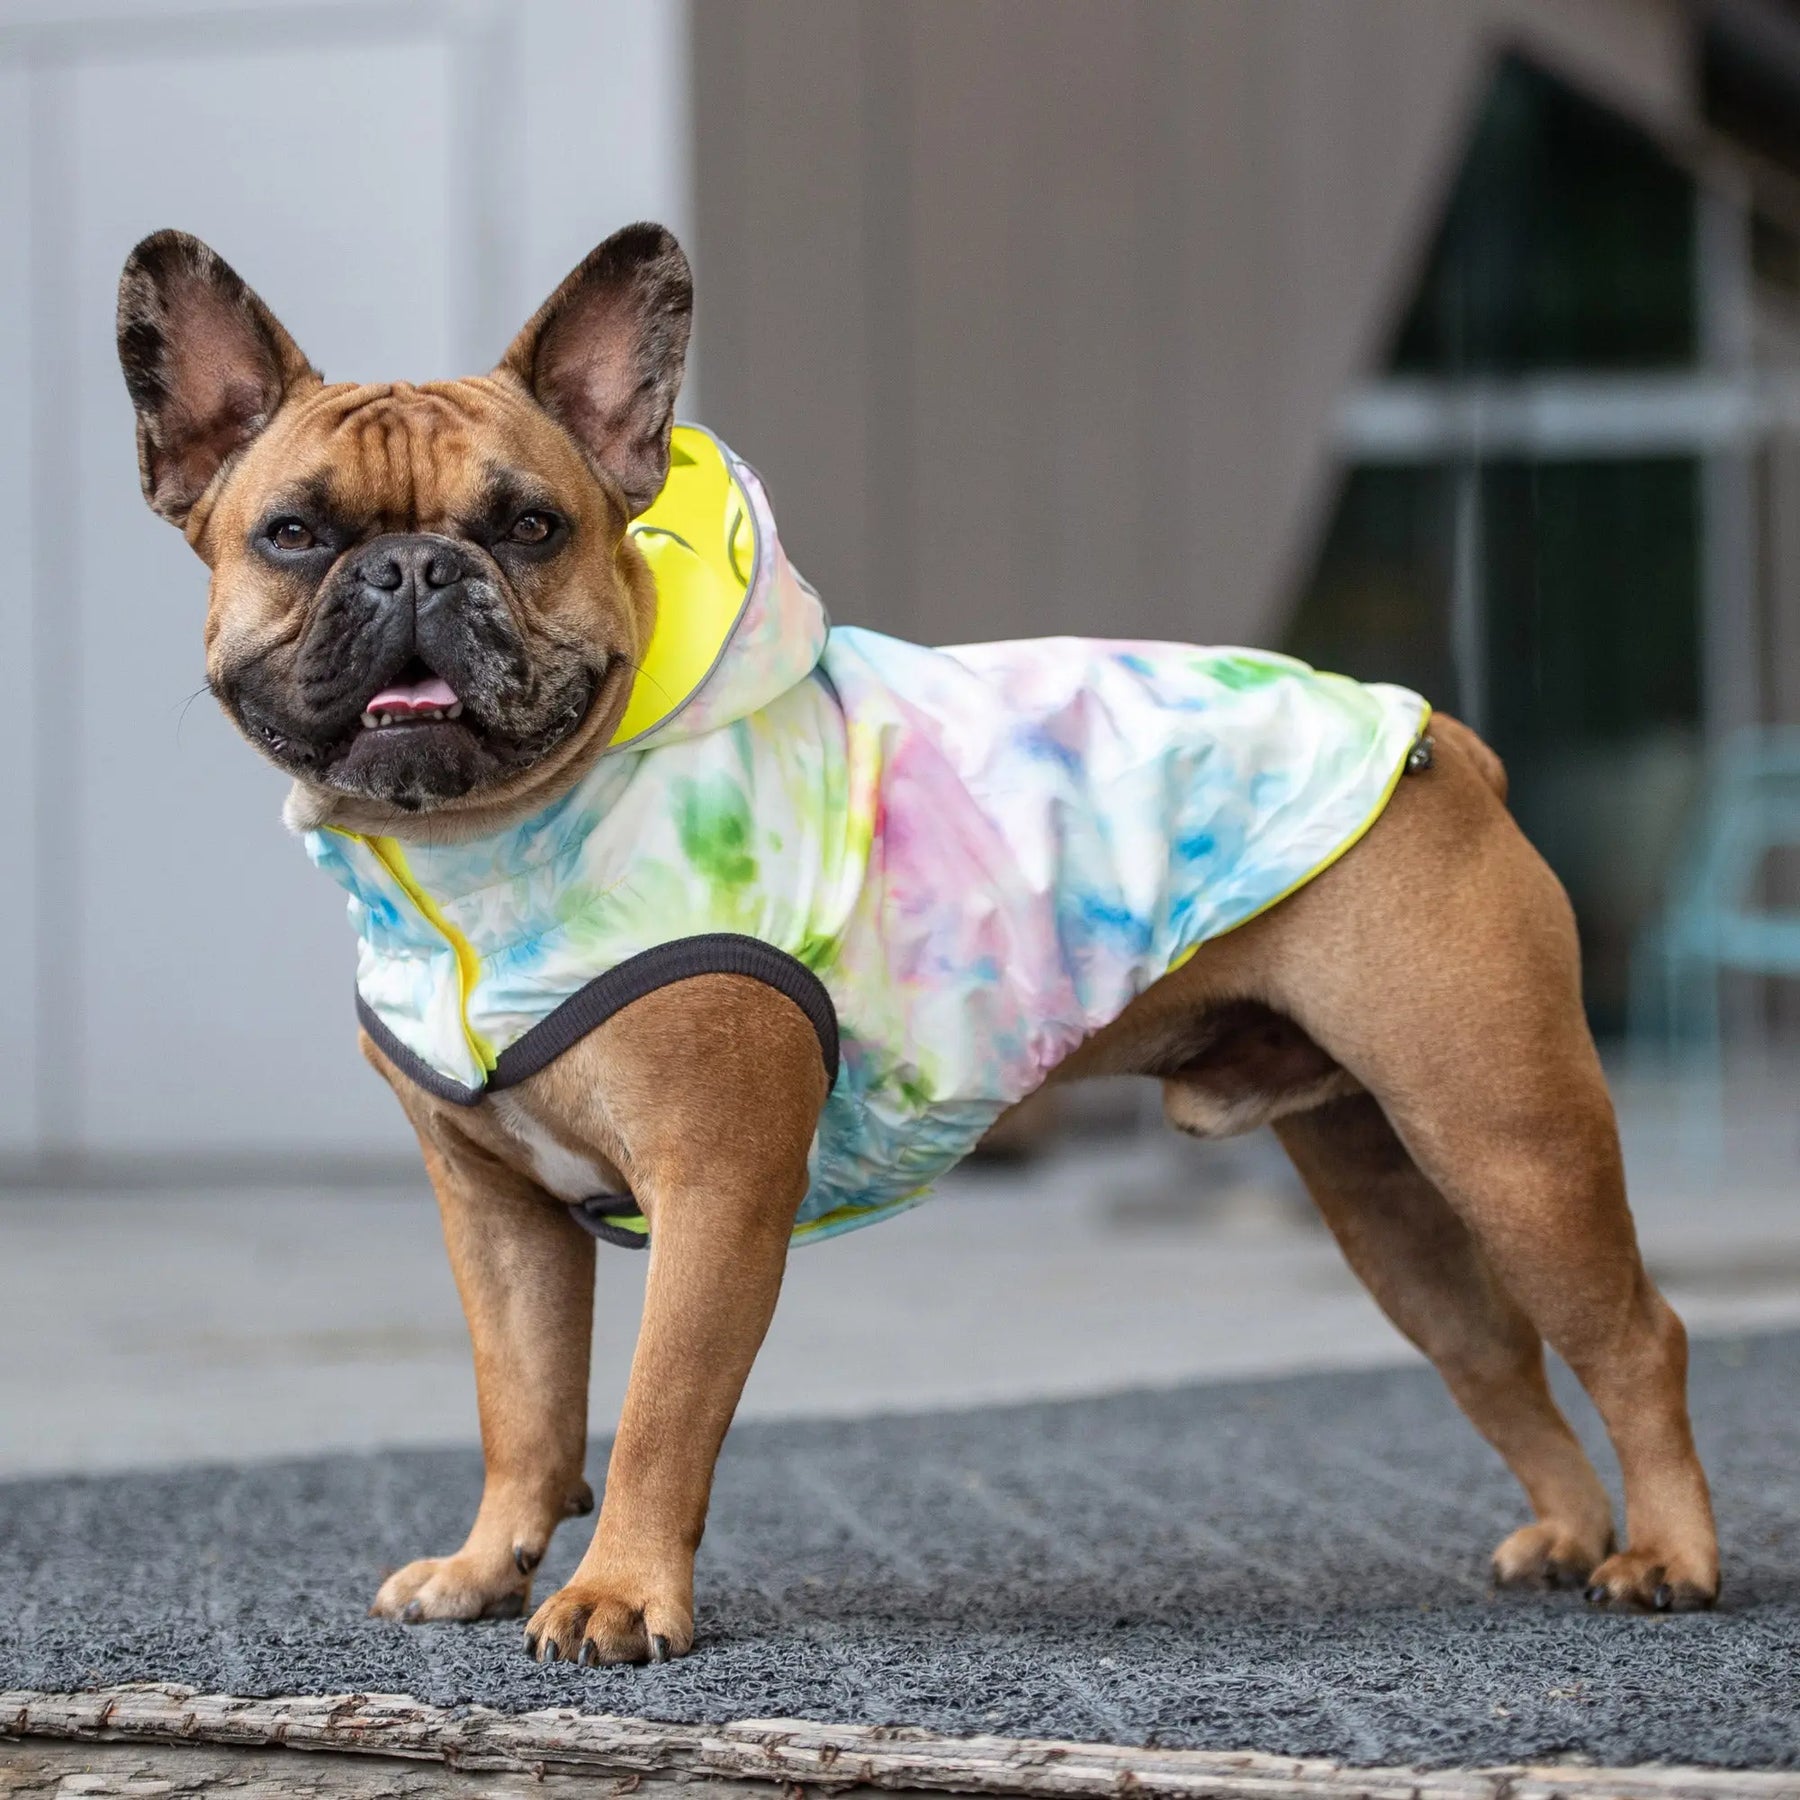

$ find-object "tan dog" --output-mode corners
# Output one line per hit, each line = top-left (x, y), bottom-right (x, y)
(116, 222), (1718, 1667)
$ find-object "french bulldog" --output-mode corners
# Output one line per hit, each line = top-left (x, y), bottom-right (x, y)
(116, 222), (1718, 1666)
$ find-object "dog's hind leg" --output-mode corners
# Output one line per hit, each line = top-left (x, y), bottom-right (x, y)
(1371, 1033), (1718, 1610)
(1266, 725), (1718, 1609)
(1274, 1092), (1615, 1588)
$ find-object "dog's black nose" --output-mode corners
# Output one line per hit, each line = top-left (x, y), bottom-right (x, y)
(357, 535), (466, 595)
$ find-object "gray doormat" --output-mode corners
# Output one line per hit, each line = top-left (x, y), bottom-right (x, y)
(3, 1332), (1797, 1772)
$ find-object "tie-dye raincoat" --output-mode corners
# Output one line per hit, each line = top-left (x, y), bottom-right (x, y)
(306, 425), (1429, 1244)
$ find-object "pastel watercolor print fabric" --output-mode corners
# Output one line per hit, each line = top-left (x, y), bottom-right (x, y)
(306, 426), (1430, 1242)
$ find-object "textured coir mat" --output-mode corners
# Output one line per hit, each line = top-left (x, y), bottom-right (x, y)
(3, 1332), (1798, 1772)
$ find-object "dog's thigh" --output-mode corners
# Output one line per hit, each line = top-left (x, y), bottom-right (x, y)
(1274, 1092), (1613, 1586)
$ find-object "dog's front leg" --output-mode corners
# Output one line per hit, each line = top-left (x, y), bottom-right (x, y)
(369, 1117), (598, 1623)
(525, 974), (826, 1665)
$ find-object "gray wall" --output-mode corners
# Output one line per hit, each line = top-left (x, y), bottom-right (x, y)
(690, 0), (1689, 651)
(0, 0), (689, 1173)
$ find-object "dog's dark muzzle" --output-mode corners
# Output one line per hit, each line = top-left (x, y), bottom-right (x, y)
(349, 533), (491, 671)
(218, 530), (596, 808)
(282, 532), (519, 733)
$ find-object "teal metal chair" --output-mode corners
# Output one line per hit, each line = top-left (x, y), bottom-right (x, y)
(1629, 727), (1800, 1080)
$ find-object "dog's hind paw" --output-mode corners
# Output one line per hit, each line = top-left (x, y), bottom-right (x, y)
(1491, 1520), (1612, 1591)
(1582, 1546), (1719, 1612)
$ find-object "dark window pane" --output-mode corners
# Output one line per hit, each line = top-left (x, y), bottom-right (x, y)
(1479, 460), (1703, 1032)
(1481, 459), (1701, 748)
(1391, 56), (1696, 374)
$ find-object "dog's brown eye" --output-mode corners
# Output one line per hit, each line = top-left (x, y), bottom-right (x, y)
(268, 519), (315, 551)
(510, 511), (555, 545)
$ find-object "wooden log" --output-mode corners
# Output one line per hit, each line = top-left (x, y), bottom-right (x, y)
(3, 1686), (1796, 1800)
(0, 1737), (748, 1797)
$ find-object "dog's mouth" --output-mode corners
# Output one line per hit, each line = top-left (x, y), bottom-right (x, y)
(226, 632), (609, 812)
(326, 653), (607, 809)
(325, 647), (502, 805)
(359, 659), (469, 732)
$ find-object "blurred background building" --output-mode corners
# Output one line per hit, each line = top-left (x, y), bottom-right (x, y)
(2, 0), (1798, 1181)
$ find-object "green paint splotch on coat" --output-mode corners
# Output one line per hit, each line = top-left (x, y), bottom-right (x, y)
(675, 773), (760, 897)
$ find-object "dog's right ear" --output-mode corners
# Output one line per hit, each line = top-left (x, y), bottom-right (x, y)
(117, 230), (320, 529)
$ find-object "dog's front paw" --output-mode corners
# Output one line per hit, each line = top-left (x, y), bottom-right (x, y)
(371, 1552), (530, 1623)
(1583, 1545), (1719, 1612)
(524, 1572), (693, 1666)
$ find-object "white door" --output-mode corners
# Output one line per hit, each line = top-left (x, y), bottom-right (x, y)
(1, 0), (690, 1165)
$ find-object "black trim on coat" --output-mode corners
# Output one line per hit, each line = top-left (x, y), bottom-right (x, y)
(355, 933), (840, 1108)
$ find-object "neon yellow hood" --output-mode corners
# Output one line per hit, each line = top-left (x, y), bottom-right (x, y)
(609, 425), (826, 751)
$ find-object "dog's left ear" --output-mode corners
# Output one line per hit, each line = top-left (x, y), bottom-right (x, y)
(500, 222), (693, 518)
(117, 230), (320, 529)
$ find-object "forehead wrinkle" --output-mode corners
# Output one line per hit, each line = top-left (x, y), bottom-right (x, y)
(252, 379), (558, 534)
(384, 409), (412, 523)
(331, 391), (474, 529)
(291, 381), (396, 437)
(405, 409), (425, 526)
(413, 401), (458, 526)
(345, 408), (399, 527)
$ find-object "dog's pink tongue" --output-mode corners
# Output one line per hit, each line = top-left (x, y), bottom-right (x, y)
(366, 675), (460, 715)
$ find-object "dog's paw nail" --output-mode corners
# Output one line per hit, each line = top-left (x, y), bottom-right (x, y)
(580, 1638), (600, 1667)
(648, 1633), (671, 1664)
(523, 1630), (539, 1659)
(513, 1543), (542, 1575)
(402, 1600), (423, 1623)
(1584, 1584), (1607, 1605)
(1654, 1584), (1674, 1611)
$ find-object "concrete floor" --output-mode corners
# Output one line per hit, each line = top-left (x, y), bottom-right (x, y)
(3, 1064), (1798, 1481)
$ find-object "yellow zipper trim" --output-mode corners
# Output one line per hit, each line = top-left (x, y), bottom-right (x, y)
(788, 1188), (933, 1243)
(357, 832), (499, 1076)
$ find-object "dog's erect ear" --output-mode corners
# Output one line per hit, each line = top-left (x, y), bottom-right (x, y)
(499, 222), (693, 518)
(117, 230), (319, 529)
